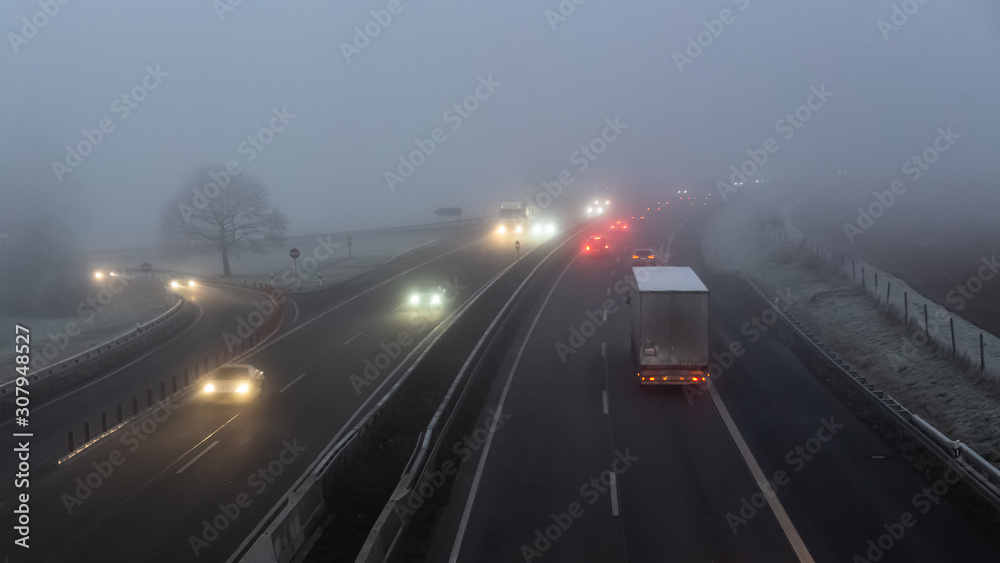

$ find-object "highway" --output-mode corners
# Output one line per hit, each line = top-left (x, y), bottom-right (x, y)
(0, 225), (554, 562)
(5, 206), (999, 563)
(425, 204), (1000, 562)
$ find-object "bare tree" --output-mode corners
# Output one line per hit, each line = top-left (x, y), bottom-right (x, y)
(161, 167), (288, 276)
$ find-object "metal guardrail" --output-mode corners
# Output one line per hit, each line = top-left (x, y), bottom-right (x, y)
(354, 224), (589, 562)
(233, 221), (590, 563)
(0, 298), (187, 411)
(234, 263), (510, 563)
(741, 274), (1000, 509)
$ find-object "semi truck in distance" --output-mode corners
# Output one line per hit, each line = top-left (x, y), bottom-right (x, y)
(626, 266), (710, 384)
(496, 199), (537, 234)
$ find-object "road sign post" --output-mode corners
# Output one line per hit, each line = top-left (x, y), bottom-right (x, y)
(347, 236), (352, 258)
(289, 248), (300, 282)
(515, 240), (520, 262)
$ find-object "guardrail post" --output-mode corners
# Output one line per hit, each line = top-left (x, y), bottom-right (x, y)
(172, 375), (177, 394)
(950, 318), (955, 354)
(184, 368), (189, 387)
(160, 382), (166, 400)
(118, 404), (123, 424)
(68, 431), (74, 452)
(886, 282), (891, 304)
(133, 396), (138, 415)
(874, 272), (878, 290)
(861, 266), (865, 288)
(101, 413), (108, 433)
(84, 421), (91, 442)
(851, 259), (856, 281)
(904, 292), (909, 323)
(923, 304), (929, 335)
(147, 389), (153, 408)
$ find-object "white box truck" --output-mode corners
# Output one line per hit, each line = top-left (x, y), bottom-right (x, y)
(626, 266), (710, 384)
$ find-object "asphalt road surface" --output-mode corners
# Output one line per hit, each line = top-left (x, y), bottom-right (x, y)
(429, 204), (1000, 562)
(0, 225), (558, 563)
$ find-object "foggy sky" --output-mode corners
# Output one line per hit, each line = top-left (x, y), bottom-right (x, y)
(2, 0), (999, 251)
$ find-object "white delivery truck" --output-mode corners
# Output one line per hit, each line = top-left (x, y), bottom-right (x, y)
(626, 266), (710, 384)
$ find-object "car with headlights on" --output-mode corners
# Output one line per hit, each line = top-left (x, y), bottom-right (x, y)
(407, 283), (447, 311)
(201, 365), (264, 401)
(167, 276), (197, 289)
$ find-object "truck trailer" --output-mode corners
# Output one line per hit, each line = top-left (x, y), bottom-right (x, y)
(626, 266), (710, 384)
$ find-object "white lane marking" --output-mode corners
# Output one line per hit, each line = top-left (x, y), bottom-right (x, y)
(708, 383), (815, 563)
(176, 440), (220, 474)
(610, 471), (620, 516)
(344, 331), (363, 345)
(290, 297), (300, 324)
(449, 254), (580, 563)
(602, 390), (609, 414)
(280, 373), (307, 393)
(169, 414), (239, 471)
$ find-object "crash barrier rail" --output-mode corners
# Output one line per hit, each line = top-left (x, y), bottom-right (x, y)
(741, 275), (1000, 509)
(233, 221), (592, 563)
(0, 298), (189, 414)
(235, 266), (508, 563)
(355, 225), (589, 562)
(57, 288), (284, 463)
